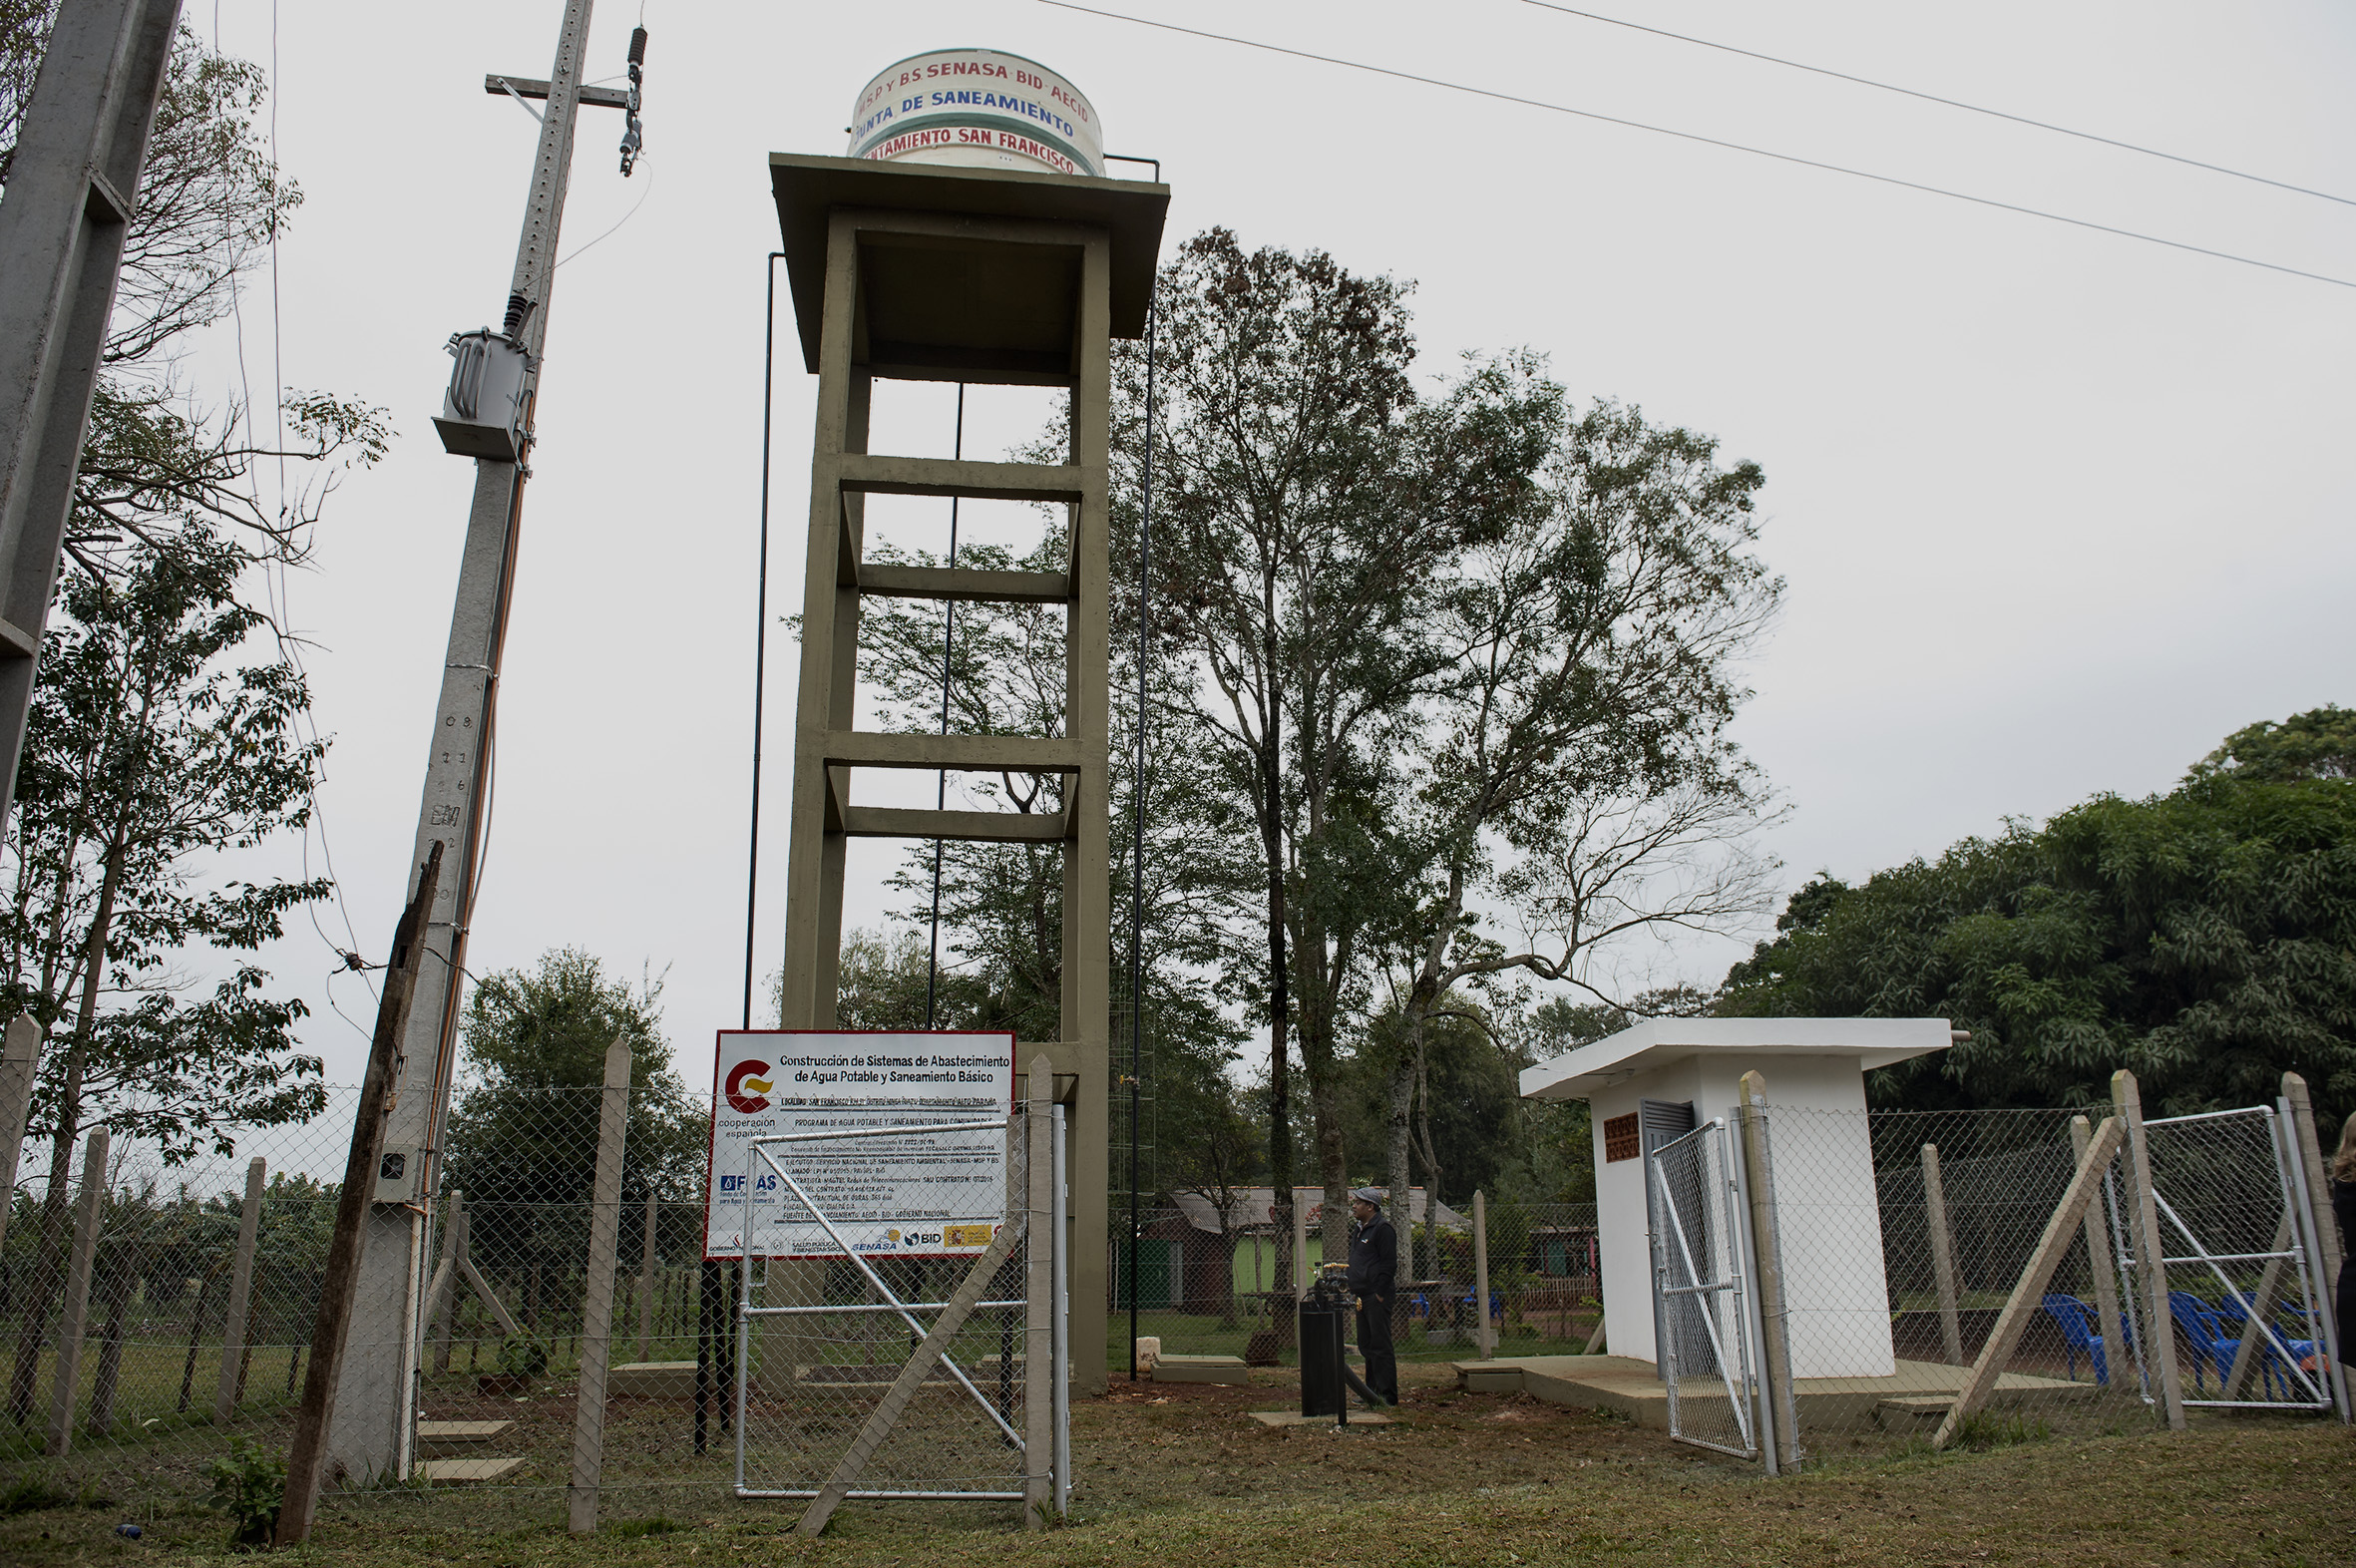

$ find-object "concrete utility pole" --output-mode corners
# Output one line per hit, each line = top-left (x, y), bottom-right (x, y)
(327, 0), (622, 1482)
(0, 0), (180, 825)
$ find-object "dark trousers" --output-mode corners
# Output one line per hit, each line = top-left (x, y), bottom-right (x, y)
(1356, 1289), (1397, 1404)
(2337, 1259), (2353, 1369)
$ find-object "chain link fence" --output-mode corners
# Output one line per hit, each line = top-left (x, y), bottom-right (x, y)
(0, 1086), (753, 1517)
(1750, 1099), (2341, 1459)
(733, 1111), (1054, 1505)
(1755, 1104), (2155, 1453)
(1109, 1199), (1601, 1367)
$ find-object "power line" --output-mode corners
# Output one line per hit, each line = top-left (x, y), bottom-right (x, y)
(1513, 0), (2356, 208)
(1033, 1), (2356, 291)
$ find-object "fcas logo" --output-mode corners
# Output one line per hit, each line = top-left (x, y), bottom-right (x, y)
(724, 1058), (773, 1114)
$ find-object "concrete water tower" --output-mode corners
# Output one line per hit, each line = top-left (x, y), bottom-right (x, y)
(769, 48), (1166, 1397)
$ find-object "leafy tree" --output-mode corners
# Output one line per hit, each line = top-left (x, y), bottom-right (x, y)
(1722, 720), (2356, 1127)
(1126, 230), (1563, 1255)
(2186, 704), (2354, 784)
(1371, 399), (1781, 1239)
(2, 12), (385, 582)
(441, 949), (702, 1213)
(1, 530), (328, 1423)
(1156, 1069), (1261, 1326)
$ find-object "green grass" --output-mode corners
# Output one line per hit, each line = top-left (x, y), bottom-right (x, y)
(4, 1364), (2344, 1566)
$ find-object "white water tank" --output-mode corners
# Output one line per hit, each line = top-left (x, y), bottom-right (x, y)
(848, 49), (1103, 179)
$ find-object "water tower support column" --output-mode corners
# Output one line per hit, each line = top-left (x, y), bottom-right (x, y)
(768, 154), (1167, 1399)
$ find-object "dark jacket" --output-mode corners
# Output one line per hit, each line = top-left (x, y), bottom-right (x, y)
(2332, 1175), (2354, 1261)
(1347, 1212), (1397, 1300)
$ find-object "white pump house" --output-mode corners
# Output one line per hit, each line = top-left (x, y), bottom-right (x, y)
(1519, 1017), (1953, 1379)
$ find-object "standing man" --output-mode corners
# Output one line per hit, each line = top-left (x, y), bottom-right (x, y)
(1347, 1187), (1398, 1405)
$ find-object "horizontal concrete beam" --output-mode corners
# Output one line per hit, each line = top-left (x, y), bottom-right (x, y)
(857, 565), (1071, 604)
(819, 731), (1086, 774)
(838, 805), (1069, 843)
(836, 453), (1085, 503)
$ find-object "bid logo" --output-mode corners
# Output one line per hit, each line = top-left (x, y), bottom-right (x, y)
(724, 1059), (774, 1114)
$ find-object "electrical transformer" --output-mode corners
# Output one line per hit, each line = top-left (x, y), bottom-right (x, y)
(432, 328), (532, 461)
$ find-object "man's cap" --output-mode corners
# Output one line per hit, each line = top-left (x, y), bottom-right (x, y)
(1350, 1187), (1384, 1206)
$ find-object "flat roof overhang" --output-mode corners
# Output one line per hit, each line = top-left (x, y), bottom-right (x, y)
(1517, 1016), (1954, 1101)
(769, 153), (1171, 375)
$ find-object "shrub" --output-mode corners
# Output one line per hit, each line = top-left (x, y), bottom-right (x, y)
(204, 1436), (284, 1549)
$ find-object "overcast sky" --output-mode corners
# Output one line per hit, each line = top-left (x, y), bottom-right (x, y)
(175, 0), (2355, 1085)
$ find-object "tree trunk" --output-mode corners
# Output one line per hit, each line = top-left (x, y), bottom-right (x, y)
(178, 1265), (219, 1413)
(89, 1247), (137, 1437)
(1413, 1047), (1445, 1289)
(1262, 716), (1293, 1294)
(1384, 1051), (1416, 1275)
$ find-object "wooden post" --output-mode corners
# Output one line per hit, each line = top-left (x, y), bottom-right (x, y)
(274, 843), (442, 1548)
(0, 1014), (41, 1258)
(568, 1036), (633, 1534)
(2112, 1069), (2185, 1430)
(1932, 1116), (2124, 1450)
(1472, 1190), (1492, 1361)
(1024, 1053), (1053, 1526)
(2070, 1115), (2126, 1386)
(212, 1156), (266, 1424)
(637, 1187), (658, 1364)
(1921, 1144), (1964, 1365)
(46, 1129), (108, 1456)
(1735, 1071), (1798, 1469)
(1293, 1192), (1310, 1299)
(2280, 1071), (2349, 1414)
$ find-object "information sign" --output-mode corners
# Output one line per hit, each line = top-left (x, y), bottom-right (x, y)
(702, 1028), (1014, 1262)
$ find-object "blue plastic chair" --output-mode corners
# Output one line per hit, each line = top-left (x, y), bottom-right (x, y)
(2041, 1293), (2108, 1384)
(2213, 1297), (2321, 1399)
(2167, 1292), (2241, 1395)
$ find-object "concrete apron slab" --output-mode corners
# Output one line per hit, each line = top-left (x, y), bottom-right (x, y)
(1246, 1410), (1394, 1427)
(1151, 1355), (1251, 1385)
(1453, 1356), (2102, 1431)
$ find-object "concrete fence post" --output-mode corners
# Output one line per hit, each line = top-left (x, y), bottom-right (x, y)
(2111, 1069), (2185, 1430)
(0, 1014), (42, 1259)
(213, 1157), (266, 1424)
(2279, 1072), (2349, 1418)
(568, 1036), (633, 1534)
(47, 1128), (108, 1456)
(1472, 1189), (1492, 1361)
(1920, 1144), (1964, 1365)
(1735, 1071), (1799, 1468)
(1024, 1052), (1054, 1526)
(2069, 1115), (2126, 1387)
(426, 1192), (463, 1374)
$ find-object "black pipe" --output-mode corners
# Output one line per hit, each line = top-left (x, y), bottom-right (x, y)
(743, 252), (783, 1030)
(924, 386), (966, 1028)
(1102, 150), (1161, 1383)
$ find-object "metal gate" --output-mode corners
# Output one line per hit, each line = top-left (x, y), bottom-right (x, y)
(1647, 1117), (1761, 1458)
(729, 1107), (1069, 1508)
(2140, 1104), (2346, 1417)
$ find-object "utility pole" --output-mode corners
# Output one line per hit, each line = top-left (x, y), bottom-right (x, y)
(0, 0), (180, 826)
(326, 0), (633, 1481)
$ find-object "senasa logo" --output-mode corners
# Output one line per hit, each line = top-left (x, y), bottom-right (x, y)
(724, 1058), (774, 1114)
